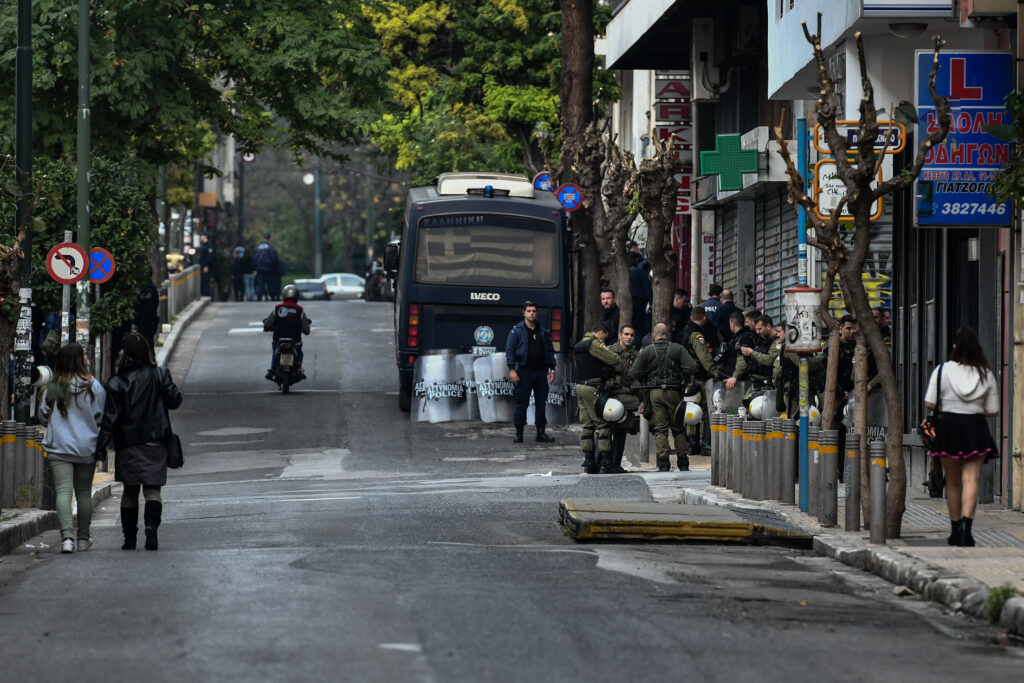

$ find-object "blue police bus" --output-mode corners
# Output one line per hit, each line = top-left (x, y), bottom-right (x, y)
(384, 172), (575, 412)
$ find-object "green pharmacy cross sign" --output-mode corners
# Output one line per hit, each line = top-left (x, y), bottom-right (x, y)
(700, 134), (759, 192)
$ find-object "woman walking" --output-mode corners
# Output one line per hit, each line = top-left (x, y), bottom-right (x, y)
(39, 344), (106, 553)
(97, 333), (183, 550)
(924, 326), (1000, 547)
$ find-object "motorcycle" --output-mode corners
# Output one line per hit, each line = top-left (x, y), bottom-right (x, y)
(271, 338), (305, 393)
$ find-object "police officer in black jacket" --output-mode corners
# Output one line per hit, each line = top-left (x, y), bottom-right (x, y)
(505, 301), (557, 444)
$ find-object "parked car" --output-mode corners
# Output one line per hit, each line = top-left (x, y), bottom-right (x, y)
(292, 279), (331, 301)
(317, 272), (365, 300)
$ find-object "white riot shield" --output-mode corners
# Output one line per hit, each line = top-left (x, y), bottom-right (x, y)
(475, 353), (516, 423)
(453, 354), (480, 421)
(527, 354), (570, 426)
(711, 379), (748, 414)
(411, 350), (463, 423)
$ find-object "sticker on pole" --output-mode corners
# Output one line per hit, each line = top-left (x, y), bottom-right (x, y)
(46, 242), (88, 284)
(555, 183), (583, 212)
(533, 172), (555, 192)
(89, 247), (116, 283)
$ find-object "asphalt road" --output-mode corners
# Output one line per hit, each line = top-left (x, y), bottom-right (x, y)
(1, 301), (1021, 682)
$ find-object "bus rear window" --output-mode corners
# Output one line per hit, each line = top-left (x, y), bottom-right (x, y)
(414, 218), (559, 287)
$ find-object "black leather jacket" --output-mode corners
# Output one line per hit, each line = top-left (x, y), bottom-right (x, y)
(97, 359), (183, 452)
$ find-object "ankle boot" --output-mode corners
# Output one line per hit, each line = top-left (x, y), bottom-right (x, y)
(597, 451), (614, 474)
(144, 500), (162, 551)
(947, 518), (962, 546)
(535, 427), (555, 443)
(656, 456), (671, 472)
(120, 506), (138, 550)
(513, 425), (524, 443)
(960, 517), (976, 547)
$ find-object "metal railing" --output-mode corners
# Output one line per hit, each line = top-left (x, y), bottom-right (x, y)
(161, 265), (201, 325)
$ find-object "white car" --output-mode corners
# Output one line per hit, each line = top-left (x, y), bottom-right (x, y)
(317, 272), (365, 300)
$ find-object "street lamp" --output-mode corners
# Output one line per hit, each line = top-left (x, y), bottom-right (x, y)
(302, 157), (323, 278)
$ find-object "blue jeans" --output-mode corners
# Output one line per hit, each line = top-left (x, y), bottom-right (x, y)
(514, 367), (549, 428)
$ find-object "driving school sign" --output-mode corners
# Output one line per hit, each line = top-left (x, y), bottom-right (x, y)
(915, 51), (1013, 226)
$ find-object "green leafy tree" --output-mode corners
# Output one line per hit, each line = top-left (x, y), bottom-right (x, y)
(986, 90), (1024, 203)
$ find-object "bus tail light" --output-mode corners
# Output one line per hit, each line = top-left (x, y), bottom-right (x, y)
(407, 304), (420, 347)
(551, 308), (563, 351)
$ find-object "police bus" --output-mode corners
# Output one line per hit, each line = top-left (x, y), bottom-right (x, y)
(384, 172), (575, 412)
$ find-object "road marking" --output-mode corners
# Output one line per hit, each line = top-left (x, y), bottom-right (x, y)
(172, 495), (362, 506)
(197, 427), (275, 437)
(442, 456), (525, 462)
(227, 328), (263, 335)
(189, 439), (266, 447)
(378, 643), (423, 653)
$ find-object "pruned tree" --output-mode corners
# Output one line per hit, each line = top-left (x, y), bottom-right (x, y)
(633, 137), (678, 327)
(601, 141), (640, 333)
(775, 18), (950, 537)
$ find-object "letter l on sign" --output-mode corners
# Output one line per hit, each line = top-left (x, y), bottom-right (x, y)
(950, 58), (982, 100)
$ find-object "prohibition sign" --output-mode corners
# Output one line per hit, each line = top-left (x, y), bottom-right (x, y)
(533, 171), (555, 192)
(555, 183), (583, 212)
(46, 242), (88, 285)
(89, 247), (116, 283)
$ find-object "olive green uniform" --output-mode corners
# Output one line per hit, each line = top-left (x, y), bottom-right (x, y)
(629, 339), (698, 471)
(607, 341), (640, 472)
(683, 324), (718, 454)
(573, 333), (622, 472)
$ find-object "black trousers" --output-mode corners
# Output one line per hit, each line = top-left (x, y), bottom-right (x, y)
(514, 366), (549, 428)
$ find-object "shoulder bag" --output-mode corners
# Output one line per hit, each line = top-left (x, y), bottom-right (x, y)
(918, 363), (945, 451)
(166, 433), (184, 469)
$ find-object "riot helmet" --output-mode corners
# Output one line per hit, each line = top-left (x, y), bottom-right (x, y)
(674, 400), (703, 426)
(595, 394), (626, 423)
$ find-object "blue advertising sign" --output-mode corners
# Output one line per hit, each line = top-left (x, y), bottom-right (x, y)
(915, 51), (1013, 226)
(555, 183), (583, 212)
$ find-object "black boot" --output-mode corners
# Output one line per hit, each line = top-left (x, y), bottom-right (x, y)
(513, 425), (524, 443)
(677, 453), (690, 472)
(597, 451), (614, 474)
(947, 518), (962, 546)
(960, 517), (976, 547)
(582, 452), (600, 474)
(144, 500), (162, 551)
(535, 427), (555, 443)
(656, 456), (671, 472)
(120, 506), (138, 550)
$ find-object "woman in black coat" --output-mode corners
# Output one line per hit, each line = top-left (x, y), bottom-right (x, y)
(97, 333), (183, 550)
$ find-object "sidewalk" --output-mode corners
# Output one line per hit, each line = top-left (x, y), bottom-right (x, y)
(670, 473), (1024, 636)
(0, 297), (208, 557)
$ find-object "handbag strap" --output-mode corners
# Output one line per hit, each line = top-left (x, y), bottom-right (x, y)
(935, 362), (944, 413)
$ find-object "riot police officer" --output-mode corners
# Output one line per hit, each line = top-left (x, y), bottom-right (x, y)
(740, 314), (781, 390)
(723, 311), (757, 392)
(607, 324), (640, 474)
(774, 340), (826, 418)
(680, 307), (720, 456)
(629, 323), (698, 471)
(573, 321), (622, 474)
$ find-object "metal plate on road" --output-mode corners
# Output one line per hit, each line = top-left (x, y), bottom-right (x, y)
(46, 242), (88, 284)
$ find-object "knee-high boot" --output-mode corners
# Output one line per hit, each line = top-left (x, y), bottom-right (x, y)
(144, 500), (162, 551)
(120, 506), (138, 550)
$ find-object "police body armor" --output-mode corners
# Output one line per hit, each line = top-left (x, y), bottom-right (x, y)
(682, 321), (719, 380)
(572, 337), (615, 384)
(747, 335), (775, 385)
(649, 339), (685, 389)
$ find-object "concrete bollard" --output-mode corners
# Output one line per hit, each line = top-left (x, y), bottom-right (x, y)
(728, 416), (742, 493)
(746, 420), (765, 500)
(26, 425), (41, 508)
(709, 414), (722, 485)
(740, 420), (753, 498)
(869, 440), (887, 544)
(0, 420), (15, 509)
(13, 422), (26, 505)
(639, 416), (651, 466)
(844, 434), (861, 532)
(780, 419), (797, 504)
(818, 430), (839, 527)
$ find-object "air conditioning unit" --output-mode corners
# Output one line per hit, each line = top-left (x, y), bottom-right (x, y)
(691, 18), (719, 103)
(968, 0), (1016, 17)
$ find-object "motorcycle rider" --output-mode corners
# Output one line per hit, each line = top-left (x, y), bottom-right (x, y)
(263, 284), (311, 381)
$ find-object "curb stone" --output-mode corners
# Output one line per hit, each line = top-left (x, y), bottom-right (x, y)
(679, 485), (1023, 637)
(156, 297), (209, 367)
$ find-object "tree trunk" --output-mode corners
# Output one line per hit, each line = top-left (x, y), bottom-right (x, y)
(559, 0), (598, 334)
(603, 142), (639, 336)
(636, 139), (677, 326)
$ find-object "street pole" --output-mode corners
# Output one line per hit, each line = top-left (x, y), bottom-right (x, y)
(158, 164), (168, 281)
(75, 0), (91, 359)
(237, 155), (245, 247)
(13, 0), (33, 422)
(797, 116), (811, 513)
(314, 156), (322, 278)
(365, 173), (375, 268)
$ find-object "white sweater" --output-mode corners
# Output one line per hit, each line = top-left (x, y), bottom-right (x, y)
(924, 361), (999, 415)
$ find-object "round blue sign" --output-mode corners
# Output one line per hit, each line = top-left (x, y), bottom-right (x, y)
(555, 183), (583, 212)
(533, 172), (555, 192)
